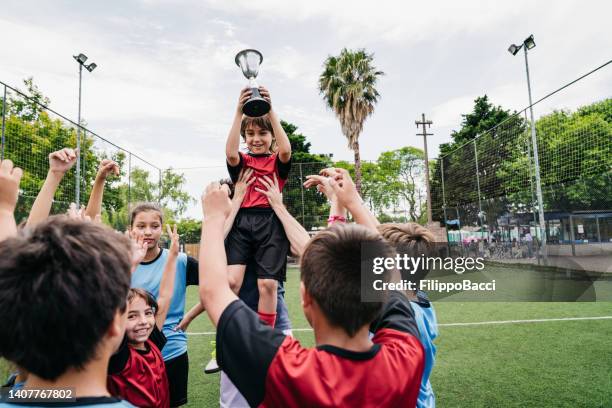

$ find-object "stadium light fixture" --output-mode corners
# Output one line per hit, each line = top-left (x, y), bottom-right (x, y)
(508, 44), (522, 56)
(85, 63), (97, 72)
(524, 34), (536, 50)
(73, 53), (88, 64)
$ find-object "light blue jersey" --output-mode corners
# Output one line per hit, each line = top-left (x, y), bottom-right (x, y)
(411, 291), (438, 408)
(0, 397), (134, 407)
(131, 249), (197, 361)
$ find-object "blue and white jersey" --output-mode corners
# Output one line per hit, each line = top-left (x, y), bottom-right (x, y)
(131, 249), (199, 361)
(411, 291), (439, 408)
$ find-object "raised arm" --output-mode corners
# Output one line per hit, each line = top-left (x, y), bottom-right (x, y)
(222, 168), (255, 238)
(256, 174), (310, 258)
(226, 88), (251, 166)
(321, 168), (380, 231)
(304, 174), (347, 226)
(85, 159), (119, 219)
(199, 183), (238, 327)
(259, 87), (291, 163)
(26, 148), (77, 227)
(155, 224), (179, 329)
(0, 159), (23, 242)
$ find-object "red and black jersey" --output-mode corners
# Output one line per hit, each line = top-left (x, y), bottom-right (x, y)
(216, 291), (425, 407)
(108, 326), (170, 408)
(227, 152), (292, 208)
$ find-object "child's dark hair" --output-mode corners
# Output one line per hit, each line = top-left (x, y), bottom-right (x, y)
(0, 216), (132, 381)
(300, 223), (395, 337)
(240, 115), (277, 152)
(219, 178), (235, 199)
(130, 202), (164, 226)
(128, 288), (158, 314)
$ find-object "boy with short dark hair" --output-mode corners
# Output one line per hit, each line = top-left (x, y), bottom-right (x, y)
(0, 216), (134, 407)
(199, 182), (425, 407)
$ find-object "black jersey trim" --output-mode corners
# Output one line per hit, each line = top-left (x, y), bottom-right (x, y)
(140, 248), (164, 265)
(316, 343), (381, 360)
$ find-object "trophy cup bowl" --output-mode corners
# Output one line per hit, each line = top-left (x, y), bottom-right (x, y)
(235, 49), (271, 117)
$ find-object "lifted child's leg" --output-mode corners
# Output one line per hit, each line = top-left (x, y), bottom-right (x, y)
(257, 278), (278, 327)
(228, 264), (246, 294)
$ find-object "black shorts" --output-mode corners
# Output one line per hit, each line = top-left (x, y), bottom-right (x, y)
(225, 208), (288, 281)
(165, 352), (189, 407)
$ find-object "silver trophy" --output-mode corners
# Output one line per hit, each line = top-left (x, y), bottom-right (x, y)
(235, 49), (270, 117)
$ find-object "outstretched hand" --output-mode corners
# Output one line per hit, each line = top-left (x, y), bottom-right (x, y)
(0, 159), (23, 215)
(255, 174), (283, 209)
(49, 148), (78, 175)
(304, 174), (336, 201)
(234, 168), (256, 200)
(320, 168), (362, 208)
(67, 203), (101, 222)
(97, 159), (120, 180)
(126, 229), (148, 272)
(166, 224), (179, 257)
(202, 182), (232, 220)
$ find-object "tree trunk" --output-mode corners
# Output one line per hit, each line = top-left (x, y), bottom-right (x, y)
(353, 141), (362, 195)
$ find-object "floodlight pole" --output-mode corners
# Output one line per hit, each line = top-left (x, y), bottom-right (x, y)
(523, 45), (547, 259)
(76, 62), (83, 206)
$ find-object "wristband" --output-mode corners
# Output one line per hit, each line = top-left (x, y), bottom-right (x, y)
(327, 215), (347, 224)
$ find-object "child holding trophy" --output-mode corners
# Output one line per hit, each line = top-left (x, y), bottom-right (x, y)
(224, 79), (292, 332)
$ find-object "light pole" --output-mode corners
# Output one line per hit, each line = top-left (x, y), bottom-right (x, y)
(73, 53), (97, 206)
(508, 34), (547, 260)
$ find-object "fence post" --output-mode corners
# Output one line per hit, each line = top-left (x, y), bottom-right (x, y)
(440, 157), (451, 252)
(473, 139), (484, 237)
(299, 163), (305, 224)
(1, 85), (6, 161)
(127, 153), (132, 211)
(158, 168), (162, 205)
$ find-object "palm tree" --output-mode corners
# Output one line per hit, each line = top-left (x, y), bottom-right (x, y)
(319, 48), (383, 193)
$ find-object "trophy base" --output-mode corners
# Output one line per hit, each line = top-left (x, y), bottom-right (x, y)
(243, 90), (271, 118)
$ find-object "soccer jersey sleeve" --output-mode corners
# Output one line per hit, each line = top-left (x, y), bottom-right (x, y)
(149, 325), (167, 351)
(369, 290), (420, 338)
(185, 256), (199, 286)
(108, 335), (130, 375)
(275, 154), (292, 180)
(227, 153), (245, 183)
(216, 299), (286, 407)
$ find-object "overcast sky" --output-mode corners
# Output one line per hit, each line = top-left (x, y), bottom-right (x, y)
(1, 0), (611, 217)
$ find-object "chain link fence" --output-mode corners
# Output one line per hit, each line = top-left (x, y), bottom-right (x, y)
(431, 64), (611, 272)
(0, 80), (162, 230)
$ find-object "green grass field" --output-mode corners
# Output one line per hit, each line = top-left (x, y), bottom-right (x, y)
(2, 266), (611, 407)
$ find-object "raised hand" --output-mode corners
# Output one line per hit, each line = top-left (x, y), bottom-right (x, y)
(255, 174), (283, 209)
(234, 168), (255, 201)
(166, 224), (179, 257)
(0, 159), (23, 215)
(49, 148), (78, 175)
(236, 87), (252, 114)
(202, 182), (232, 219)
(126, 229), (147, 272)
(96, 159), (120, 180)
(304, 174), (336, 201)
(258, 86), (272, 107)
(321, 168), (362, 208)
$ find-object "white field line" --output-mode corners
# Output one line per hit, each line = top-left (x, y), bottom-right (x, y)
(185, 315), (612, 336)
